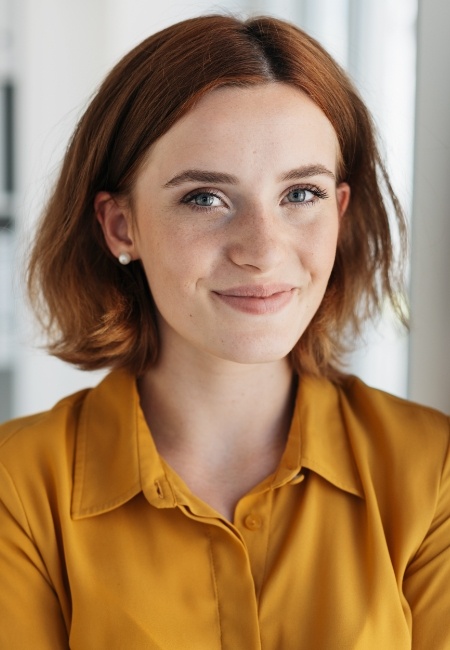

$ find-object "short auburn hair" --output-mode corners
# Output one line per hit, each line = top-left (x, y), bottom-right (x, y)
(27, 14), (407, 379)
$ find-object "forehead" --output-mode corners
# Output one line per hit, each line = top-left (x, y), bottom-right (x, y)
(143, 83), (340, 177)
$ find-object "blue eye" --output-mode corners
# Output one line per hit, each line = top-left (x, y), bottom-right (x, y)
(193, 193), (216, 206)
(182, 191), (225, 209)
(287, 188), (312, 203)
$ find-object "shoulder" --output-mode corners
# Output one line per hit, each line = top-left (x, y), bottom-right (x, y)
(0, 388), (89, 464)
(335, 376), (450, 525)
(0, 388), (93, 542)
(0, 370), (140, 520)
(337, 375), (449, 453)
(0, 388), (92, 512)
(300, 374), (449, 494)
(301, 373), (449, 459)
(0, 370), (135, 463)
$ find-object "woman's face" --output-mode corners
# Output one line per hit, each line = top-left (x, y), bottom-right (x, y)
(98, 83), (350, 366)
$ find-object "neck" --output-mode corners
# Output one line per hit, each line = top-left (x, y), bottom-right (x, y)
(140, 346), (294, 449)
(137, 343), (296, 516)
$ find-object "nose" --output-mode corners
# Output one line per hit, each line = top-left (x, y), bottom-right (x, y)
(226, 203), (287, 272)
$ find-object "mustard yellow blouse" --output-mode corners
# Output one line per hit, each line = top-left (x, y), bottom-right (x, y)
(0, 370), (449, 649)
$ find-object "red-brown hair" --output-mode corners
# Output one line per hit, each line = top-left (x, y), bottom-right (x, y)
(27, 14), (407, 379)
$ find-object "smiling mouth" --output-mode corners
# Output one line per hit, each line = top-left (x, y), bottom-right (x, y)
(213, 285), (296, 315)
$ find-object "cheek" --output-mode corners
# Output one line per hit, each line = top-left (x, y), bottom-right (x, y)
(138, 227), (210, 297)
(297, 216), (339, 277)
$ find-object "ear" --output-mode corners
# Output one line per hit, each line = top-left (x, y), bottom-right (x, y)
(336, 182), (351, 221)
(95, 191), (137, 261)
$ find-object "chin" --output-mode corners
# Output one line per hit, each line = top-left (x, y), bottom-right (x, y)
(208, 334), (298, 366)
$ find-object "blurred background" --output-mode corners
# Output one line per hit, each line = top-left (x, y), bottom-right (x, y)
(0, 0), (449, 422)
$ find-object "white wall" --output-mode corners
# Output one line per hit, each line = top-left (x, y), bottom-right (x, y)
(343, 0), (417, 400)
(13, 0), (110, 417)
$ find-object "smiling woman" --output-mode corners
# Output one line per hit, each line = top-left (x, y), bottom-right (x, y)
(0, 13), (449, 650)
(95, 84), (349, 368)
(25, 14), (404, 380)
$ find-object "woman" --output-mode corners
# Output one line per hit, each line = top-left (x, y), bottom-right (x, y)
(0, 14), (449, 649)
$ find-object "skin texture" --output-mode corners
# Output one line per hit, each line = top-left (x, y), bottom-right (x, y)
(96, 83), (350, 518)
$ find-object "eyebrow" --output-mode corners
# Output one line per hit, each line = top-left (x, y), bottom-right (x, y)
(163, 170), (238, 187)
(281, 165), (336, 182)
(163, 164), (336, 188)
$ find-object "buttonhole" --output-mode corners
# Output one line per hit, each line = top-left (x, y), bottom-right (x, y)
(154, 480), (164, 499)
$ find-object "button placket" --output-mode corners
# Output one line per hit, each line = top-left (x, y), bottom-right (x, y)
(234, 491), (273, 600)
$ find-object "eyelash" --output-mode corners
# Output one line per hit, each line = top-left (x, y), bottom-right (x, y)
(180, 184), (329, 212)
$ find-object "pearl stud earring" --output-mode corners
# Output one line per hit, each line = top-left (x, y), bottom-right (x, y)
(118, 252), (131, 265)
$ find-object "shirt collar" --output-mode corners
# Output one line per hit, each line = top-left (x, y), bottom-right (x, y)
(71, 370), (363, 520)
(71, 370), (176, 519)
(293, 375), (364, 498)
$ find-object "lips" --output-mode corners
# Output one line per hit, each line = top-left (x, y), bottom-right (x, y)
(213, 284), (296, 315)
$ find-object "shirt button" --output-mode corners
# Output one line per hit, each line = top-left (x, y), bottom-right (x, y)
(244, 514), (262, 530)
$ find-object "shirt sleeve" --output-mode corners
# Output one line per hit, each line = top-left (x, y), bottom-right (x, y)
(0, 462), (69, 649)
(403, 417), (450, 649)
